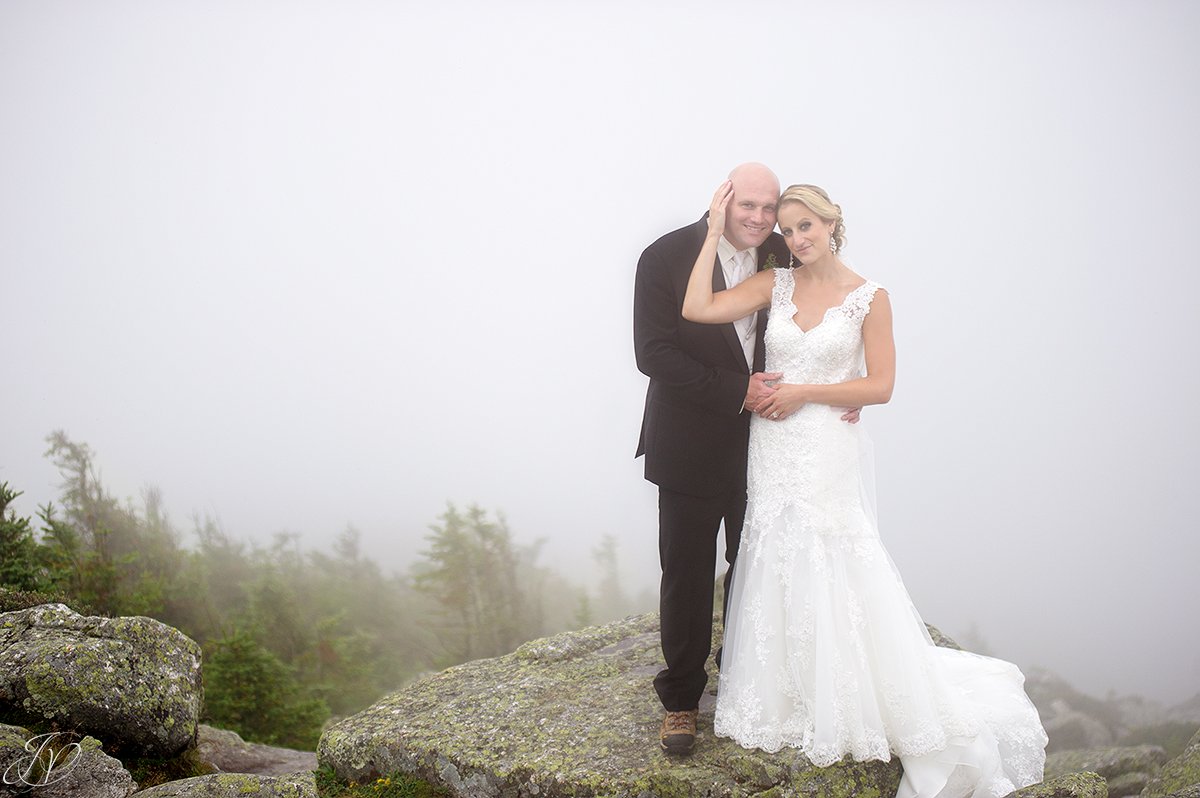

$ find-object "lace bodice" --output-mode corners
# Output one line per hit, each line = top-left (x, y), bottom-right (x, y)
(763, 267), (883, 386)
(745, 270), (884, 544)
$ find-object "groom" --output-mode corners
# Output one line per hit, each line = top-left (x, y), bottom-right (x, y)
(633, 162), (790, 755)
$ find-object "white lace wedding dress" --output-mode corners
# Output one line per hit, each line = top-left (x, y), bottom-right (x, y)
(713, 268), (1047, 798)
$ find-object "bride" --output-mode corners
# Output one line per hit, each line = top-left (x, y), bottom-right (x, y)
(682, 181), (1048, 798)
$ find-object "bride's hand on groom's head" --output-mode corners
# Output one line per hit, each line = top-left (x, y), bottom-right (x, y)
(707, 180), (733, 238)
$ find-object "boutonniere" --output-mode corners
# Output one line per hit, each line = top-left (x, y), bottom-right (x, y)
(762, 253), (780, 271)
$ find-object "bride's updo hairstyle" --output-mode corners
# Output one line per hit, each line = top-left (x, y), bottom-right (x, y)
(779, 184), (846, 254)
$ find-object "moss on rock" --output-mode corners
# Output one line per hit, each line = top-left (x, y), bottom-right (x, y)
(0, 721), (137, 797)
(1143, 728), (1200, 796)
(1101, 770), (1149, 796)
(131, 771), (318, 797)
(1010, 771), (1108, 797)
(318, 613), (907, 797)
(0, 603), (202, 757)
(1043, 745), (1167, 779)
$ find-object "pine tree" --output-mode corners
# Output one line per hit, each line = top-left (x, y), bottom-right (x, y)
(0, 483), (44, 591)
(414, 504), (534, 662)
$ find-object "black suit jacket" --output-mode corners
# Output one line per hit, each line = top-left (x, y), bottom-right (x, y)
(634, 216), (790, 497)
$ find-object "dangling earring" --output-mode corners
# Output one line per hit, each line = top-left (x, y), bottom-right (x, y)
(788, 253), (794, 268)
(829, 236), (837, 253)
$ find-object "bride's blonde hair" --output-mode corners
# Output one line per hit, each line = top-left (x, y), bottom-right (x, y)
(779, 184), (846, 254)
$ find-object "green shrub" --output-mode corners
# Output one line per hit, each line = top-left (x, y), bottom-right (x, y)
(203, 629), (329, 750)
(314, 765), (449, 797)
(0, 585), (97, 615)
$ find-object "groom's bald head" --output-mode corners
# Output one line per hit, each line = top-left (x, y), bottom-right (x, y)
(728, 162), (779, 189)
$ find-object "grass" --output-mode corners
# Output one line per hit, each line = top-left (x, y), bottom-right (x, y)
(314, 765), (450, 797)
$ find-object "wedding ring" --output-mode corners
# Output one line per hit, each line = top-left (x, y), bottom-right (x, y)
(772, 412), (780, 419)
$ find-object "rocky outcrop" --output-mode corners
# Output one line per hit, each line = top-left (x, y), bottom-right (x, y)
(1045, 745), (1168, 780)
(196, 724), (317, 777)
(1153, 786), (1200, 798)
(1144, 728), (1200, 796)
(322, 613), (1012, 796)
(1025, 669), (1120, 753)
(0, 604), (202, 757)
(1010, 771), (1109, 797)
(1042, 704), (1118, 752)
(0, 602), (333, 796)
(1166, 695), (1200, 727)
(0, 721), (137, 798)
(131, 772), (318, 797)
(1104, 770), (1152, 796)
(1023, 668), (1200, 757)
(1042, 745), (1167, 797)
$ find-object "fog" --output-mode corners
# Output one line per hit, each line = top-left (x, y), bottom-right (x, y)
(2, 1), (1198, 705)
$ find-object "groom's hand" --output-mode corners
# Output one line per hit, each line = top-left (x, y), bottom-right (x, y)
(744, 372), (782, 413)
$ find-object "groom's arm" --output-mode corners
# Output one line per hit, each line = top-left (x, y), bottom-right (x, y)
(634, 245), (753, 415)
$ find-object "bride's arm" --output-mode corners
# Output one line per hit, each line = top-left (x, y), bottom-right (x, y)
(756, 290), (895, 419)
(682, 180), (772, 324)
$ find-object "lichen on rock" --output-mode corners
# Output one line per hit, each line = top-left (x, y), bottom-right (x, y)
(1009, 771), (1108, 797)
(1043, 745), (1167, 781)
(0, 603), (202, 757)
(1143, 728), (1200, 797)
(0, 721), (137, 798)
(318, 612), (912, 797)
(130, 771), (318, 797)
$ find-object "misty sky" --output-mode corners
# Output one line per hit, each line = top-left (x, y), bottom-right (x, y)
(3, 1), (1198, 705)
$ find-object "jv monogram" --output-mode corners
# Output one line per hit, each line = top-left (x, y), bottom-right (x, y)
(2, 732), (84, 788)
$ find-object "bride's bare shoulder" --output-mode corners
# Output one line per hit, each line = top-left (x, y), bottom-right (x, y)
(842, 267), (868, 290)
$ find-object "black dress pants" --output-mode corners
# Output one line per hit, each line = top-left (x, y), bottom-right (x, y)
(653, 485), (746, 712)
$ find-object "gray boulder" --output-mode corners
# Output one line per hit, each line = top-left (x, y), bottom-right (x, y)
(1104, 770), (1151, 797)
(1143, 728), (1200, 796)
(1010, 771), (1109, 797)
(1165, 695), (1200, 727)
(1041, 700), (1118, 753)
(0, 603), (203, 757)
(1157, 786), (1200, 798)
(1044, 745), (1168, 780)
(131, 772), (317, 797)
(319, 612), (916, 797)
(1025, 669), (1120, 752)
(196, 724), (317, 777)
(0, 721), (137, 798)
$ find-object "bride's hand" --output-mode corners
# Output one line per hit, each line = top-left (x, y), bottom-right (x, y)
(706, 180), (733, 239)
(757, 384), (807, 420)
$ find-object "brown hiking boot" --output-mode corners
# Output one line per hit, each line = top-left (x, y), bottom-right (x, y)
(659, 709), (698, 755)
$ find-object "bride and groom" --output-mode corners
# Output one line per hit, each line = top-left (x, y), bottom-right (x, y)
(633, 163), (1047, 797)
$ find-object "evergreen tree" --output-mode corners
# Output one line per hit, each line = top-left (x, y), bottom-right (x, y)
(9, 432), (612, 747)
(202, 628), (328, 749)
(0, 483), (44, 591)
(38, 431), (182, 616)
(414, 504), (534, 662)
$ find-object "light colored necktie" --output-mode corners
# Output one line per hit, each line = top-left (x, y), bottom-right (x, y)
(732, 251), (756, 365)
(733, 250), (754, 286)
